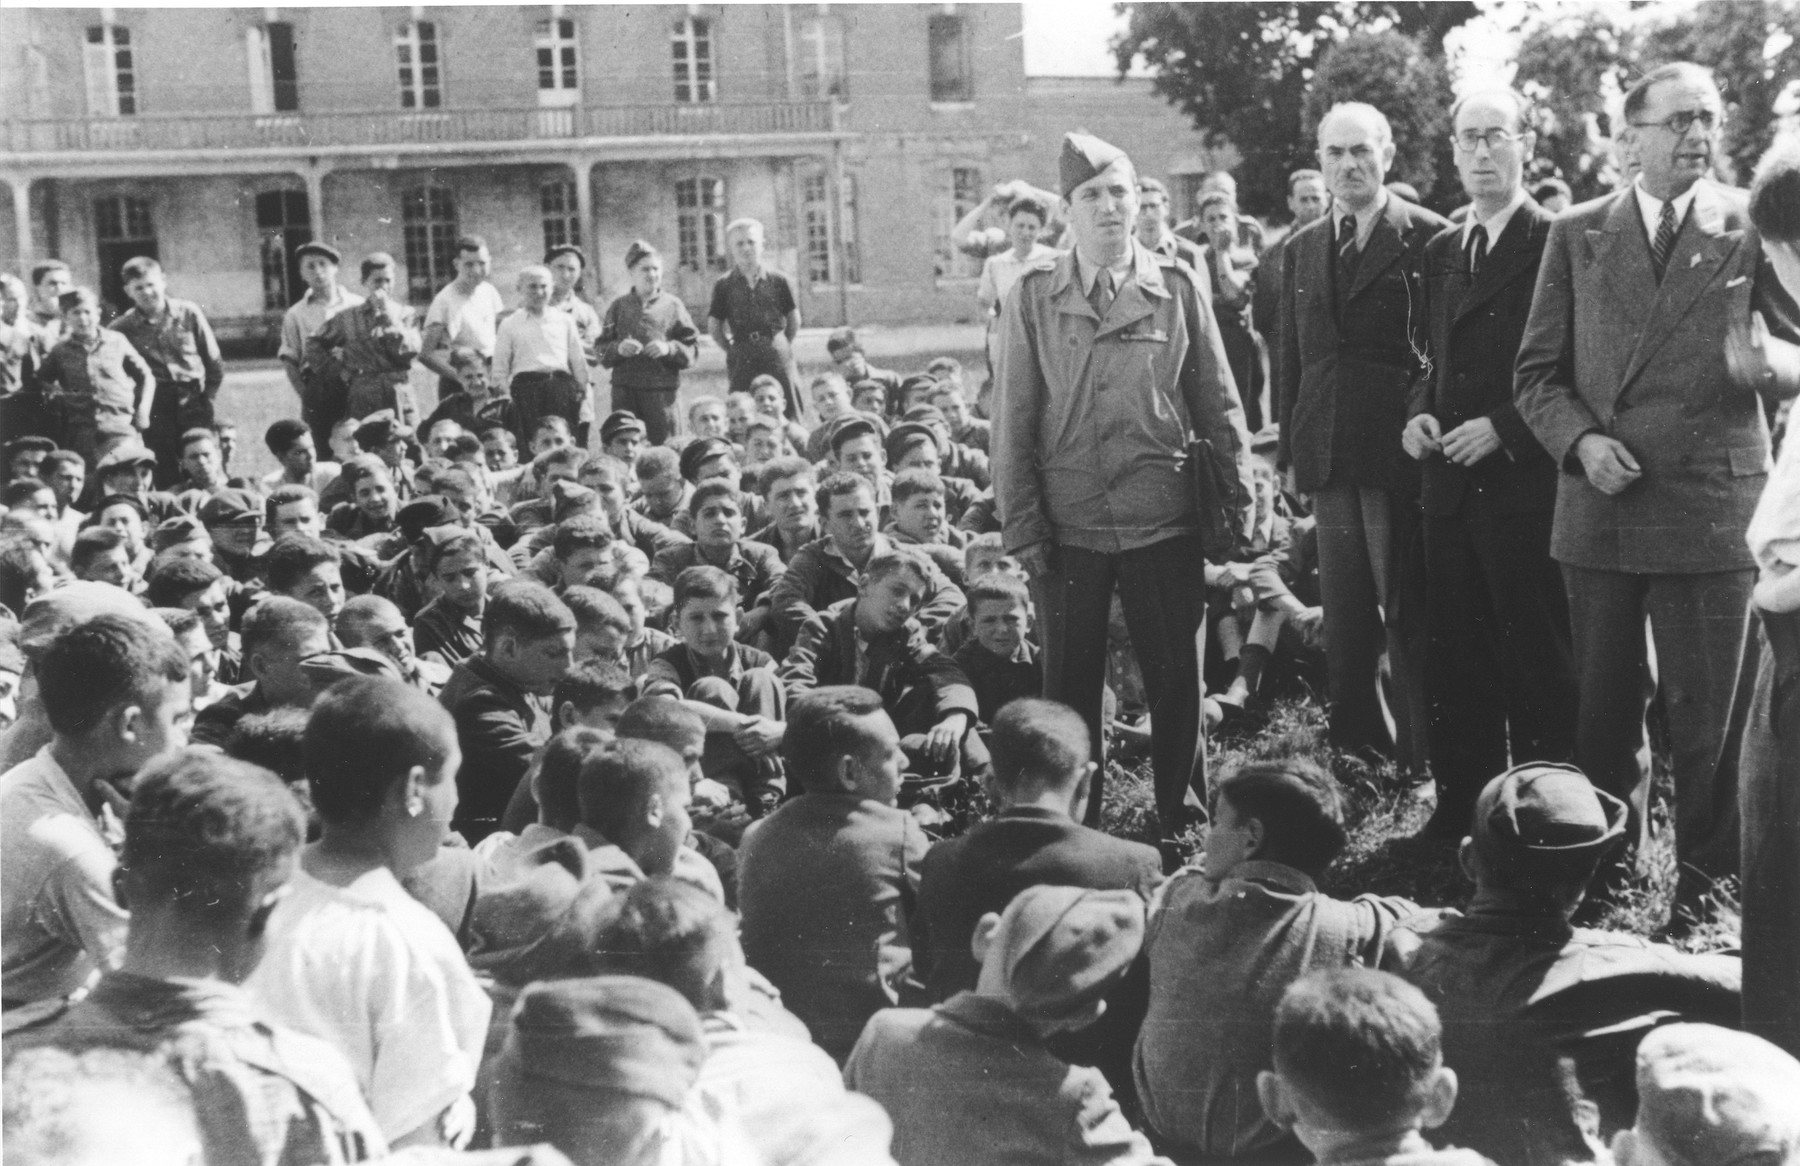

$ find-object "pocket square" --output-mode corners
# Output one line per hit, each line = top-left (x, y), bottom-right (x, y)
(1727, 276), (1748, 288)
(1690, 252), (1704, 268)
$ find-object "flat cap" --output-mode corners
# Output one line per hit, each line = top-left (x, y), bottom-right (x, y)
(354, 410), (410, 449)
(899, 373), (940, 401)
(827, 414), (882, 455)
(19, 583), (159, 661)
(299, 647), (404, 686)
(499, 975), (706, 1106)
(994, 885), (1145, 1026)
(197, 488), (264, 527)
(826, 326), (861, 355)
(4, 436), (56, 459)
(397, 495), (459, 543)
(549, 479), (599, 523)
(1636, 1023), (1800, 1166)
(90, 493), (148, 524)
(294, 241), (341, 265)
(600, 411), (646, 444)
(96, 442), (158, 472)
(679, 437), (736, 484)
(885, 422), (939, 467)
(902, 403), (948, 428)
(1061, 132), (1129, 199)
(152, 514), (209, 551)
(1471, 762), (1627, 874)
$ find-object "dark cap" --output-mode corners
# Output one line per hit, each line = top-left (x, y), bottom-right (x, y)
(499, 975), (706, 1106)
(899, 373), (940, 401)
(600, 411), (646, 444)
(91, 493), (148, 524)
(902, 403), (948, 428)
(1471, 762), (1628, 875)
(294, 241), (341, 265)
(151, 513), (209, 551)
(994, 886), (1145, 1026)
(826, 326), (861, 355)
(678, 437), (736, 484)
(397, 495), (459, 543)
(885, 422), (939, 466)
(4, 436), (56, 461)
(96, 442), (158, 472)
(300, 647), (405, 686)
(623, 239), (659, 271)
(827, 415), (882, 455)
(1635, 1023), (1800, 1166)
(548, 479), (599, 522)
(354, 410), (410, 450)
(197, 488), (263, 527)
(1061, 132), (1129, 199)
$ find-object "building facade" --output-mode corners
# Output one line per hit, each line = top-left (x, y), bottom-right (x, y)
(1, 5), (1221, 347)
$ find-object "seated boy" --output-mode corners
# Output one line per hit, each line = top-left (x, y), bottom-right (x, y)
(780, 546), (985, 793)
(573, 738), (722, 901)
(412, 528), (489, 667)
(737, 687), (929, 1062)
(632, 446), (691, 527)
(1133, 759), (1422, 1162)
(951, 573), (1041, 726)
(747, 455), (820, 564)
(845, 884), (1163, 1166)
(1611, 1024), (1800, 1166)
(1258, 968), (1491, 1166)
(547, 516), (638, 593)
(642, 566), (786, 813)
(886, 427), (981, 528)
(565, 576), (677, 681)
(650, 481), (784, 647)
(551, 658), (637, 734)
(884, 467), (970, 584)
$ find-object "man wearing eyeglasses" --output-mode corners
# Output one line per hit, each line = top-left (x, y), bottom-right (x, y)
(1402, 88), (1574, 846)
(1516, 62), (1800, 928)
(1277, 103), (1449, 772)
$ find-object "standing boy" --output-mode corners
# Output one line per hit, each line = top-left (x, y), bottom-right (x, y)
(109, 258), (225, 484)
(708, 219), (803, 418)
(35, 289), (154, 469)
(493, 265), (589, 451)
(600, 241), (698, 446)
(279, 241), (363, 453)
(420, 235), (502, 398)
(305, 254), (423, 427)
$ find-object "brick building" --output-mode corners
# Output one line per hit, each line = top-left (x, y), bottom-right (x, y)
(0, 5), (1223, 347)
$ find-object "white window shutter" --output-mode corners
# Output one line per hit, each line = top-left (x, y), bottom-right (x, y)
(246, 24), (273, 115)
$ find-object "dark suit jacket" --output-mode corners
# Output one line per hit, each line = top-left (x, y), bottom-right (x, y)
(914, 805), (1163, 1001)
(438, 655), (551, 840)
(1515, 180), (1799, 573)
(1410, 199), (1557, 518)
(1278, 195), (1451, 493)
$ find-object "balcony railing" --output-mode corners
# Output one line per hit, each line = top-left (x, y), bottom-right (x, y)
(4, 101), (840, 155)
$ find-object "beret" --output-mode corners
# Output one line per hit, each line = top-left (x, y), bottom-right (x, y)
(678, 437), (736, 484)
(600, 411), (647, 443)
(498, 975), (706, 1106)
(96, 442), (158, 471)
(197, 488), (263, 527)
(1061, 132), (1129, 199)
(294, 241), (341, 264)
(996, 886), (1145, 1026)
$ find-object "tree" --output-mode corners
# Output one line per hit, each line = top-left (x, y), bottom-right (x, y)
(1113, 2), (1479, 216)
(1303, 30), (1453, 200)
(1512, 9), (1635, 201)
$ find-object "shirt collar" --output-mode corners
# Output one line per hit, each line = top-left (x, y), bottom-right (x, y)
(1634, 177), (1699, 238)
(1075, 247), (1135, 296)
(306, 284), (348, 307)
(1464, 187), (1529, 248)
(1338, 187), (1390, 247)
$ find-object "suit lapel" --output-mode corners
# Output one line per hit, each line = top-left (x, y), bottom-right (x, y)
(1346, 198), (1407, 302)
(1295, 219), (1343, 347)
(1621, 181), (1741, 390)
(1094, 244), (1169, 339)
(1453, 200), (1544, 325)
(1590, 191), (1658, 315)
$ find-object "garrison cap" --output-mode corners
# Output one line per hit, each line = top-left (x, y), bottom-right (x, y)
(1060, 132), (1130, 199)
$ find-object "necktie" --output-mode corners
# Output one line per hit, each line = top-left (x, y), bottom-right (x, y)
(1334, 214), (1361, 302)
(1337, 214), (1359, 261)
(1467, 224), (1488, 276)
(1651, 201), (1679, 282)
(1090, 267), (1115, 319)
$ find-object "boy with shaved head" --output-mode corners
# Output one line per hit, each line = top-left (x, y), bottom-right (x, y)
(494, 264), (588, 451)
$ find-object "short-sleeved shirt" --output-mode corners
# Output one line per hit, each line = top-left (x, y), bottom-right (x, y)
(0, 746), (129, 1006)
(109, 297), (223, 390)
(424, 281), (505, 358)
(37, 331), (151, 436)
(280, 285), (365, 366)
(245, 866), (492, 1142)
(708, 269), (797, 340)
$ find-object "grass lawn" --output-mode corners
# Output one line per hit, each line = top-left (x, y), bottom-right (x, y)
(1096, 697), (1741, 952)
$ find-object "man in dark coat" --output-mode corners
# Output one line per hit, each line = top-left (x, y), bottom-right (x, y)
(1401, 88), (1575, 841)
(1278, 101), (1450, 770)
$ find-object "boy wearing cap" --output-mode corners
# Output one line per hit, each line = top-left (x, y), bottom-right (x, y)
(279, 241), (363, 452)
(305, 253), (423, 427)
(708, 219), (803, 417)
(109, 258), (225, 484)
(198, 488), (270, 584)
(1256, 968), (1490, 1166)
(494, 265), (589, 452)
(1612, 1024), (1800, 1166)
(1384, 762), (1744, 1165)
(36, 288), (156, 470)
(1135, 759), (1422, 1162)
(599, 410), (648, 473)
(600, 241), (699, 447)
(845, 884), (1163, 1166)
(189, 598), (331, 749)
(671, 437), (765, 536)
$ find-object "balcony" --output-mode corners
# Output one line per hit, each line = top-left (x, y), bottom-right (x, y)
(3, 101), (842, 157)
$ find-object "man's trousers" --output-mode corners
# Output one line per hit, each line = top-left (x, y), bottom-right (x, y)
(1423, 507), (1577, 834)
(1033, 535), (1207, 835)
(1739, 607), (1800, 1057)
(1563, 564), (1751, 904)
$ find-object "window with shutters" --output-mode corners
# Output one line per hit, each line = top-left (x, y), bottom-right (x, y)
(541, 180), (581, 252)
(535, 18), (579, 107)
(248, 23), (299, 114)
(94, 196), (157, 312)
(675, 177), (726, 272)
(671, 17), (715, 104)
(395, 21), (442, 110)
(801, 166), (833, 285)
(927, 13), (972, 104)
(935, 166), (983, 278)
(256, 191), (312, 311)
(402, 185), (459, 303)
(84, 24), (137, 116)
(795, 14), (847, 102)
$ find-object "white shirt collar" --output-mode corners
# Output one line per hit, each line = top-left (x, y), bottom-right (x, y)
(1336, 188), (1390, 250)
(1075, 246), (1135, 295)
(1633, 178), (1700, 240)
(1463, 188), (1530, 249)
